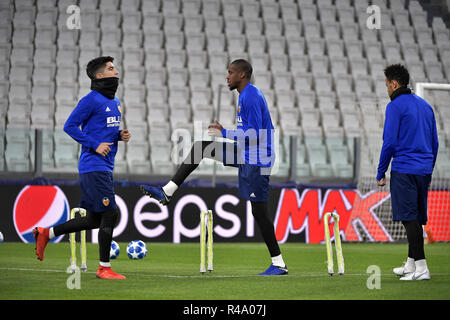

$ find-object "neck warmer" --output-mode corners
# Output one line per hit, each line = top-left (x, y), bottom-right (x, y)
(390, 86), (411, 101)
(91, 77), (119, 99)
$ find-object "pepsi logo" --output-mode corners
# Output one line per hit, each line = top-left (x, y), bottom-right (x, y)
(13, 185), (70, 243)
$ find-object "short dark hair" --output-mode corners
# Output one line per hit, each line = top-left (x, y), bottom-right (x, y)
(384, 64), (409, 87)
(86, 56), (114, 80)
(230, 59), (253, 80)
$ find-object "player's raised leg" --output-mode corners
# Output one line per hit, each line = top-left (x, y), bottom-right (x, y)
(141, 141), (229, 204)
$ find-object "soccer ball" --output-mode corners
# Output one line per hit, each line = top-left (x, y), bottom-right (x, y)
(127, 240), (148, 260)
(110, 240), (120, 259)
(0, 231), (3, 244)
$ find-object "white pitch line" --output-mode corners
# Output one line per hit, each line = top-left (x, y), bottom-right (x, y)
(1, 267), (449, 279)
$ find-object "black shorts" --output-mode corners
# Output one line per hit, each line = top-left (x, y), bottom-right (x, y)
(390, 170), (431, 225)
(79, 171), (117, 212)
(207, 141), (270, 202)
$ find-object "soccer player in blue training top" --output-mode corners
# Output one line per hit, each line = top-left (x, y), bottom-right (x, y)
(141, 59), (288, 275)
(377, 64), (438, 281)
(33, 56), (131, 279)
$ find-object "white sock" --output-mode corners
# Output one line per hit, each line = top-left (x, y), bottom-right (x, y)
(271, 254), (286, 268)
(49, 227), (55, 240)
(162, 181), (178, 197)
(99, 261), (111, 267)
(415, 259), (428, 272)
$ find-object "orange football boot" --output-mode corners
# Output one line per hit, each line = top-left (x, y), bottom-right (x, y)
(32, 227), (50, 261)
(96, 266), (126, 279)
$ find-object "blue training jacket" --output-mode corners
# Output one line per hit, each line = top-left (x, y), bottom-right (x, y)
(376, 92), (439, 181)
(221, 83), (275, 167)
(63, 90), (122, 174)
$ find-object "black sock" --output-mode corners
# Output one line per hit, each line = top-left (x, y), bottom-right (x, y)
(251, 201), (281, 258)
(53, 210), (101, 237)
(98, 210), (119, 264)
(172, 141), (214, 186)
(402, 220), (425, 260)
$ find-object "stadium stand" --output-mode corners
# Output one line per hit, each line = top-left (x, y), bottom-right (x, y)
(0, 0), (449, 180)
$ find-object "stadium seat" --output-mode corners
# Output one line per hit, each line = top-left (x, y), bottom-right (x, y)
(284, 18), (302, 38)
(308, 39), (326, 57)
(279, 108), (299, 127)
(127, 144), (152, 174)
(5, 141), (30, 171)
(297, 90), (316, 111)
(99, 9), (121, 31)
(166, 49), (187, 70)
(167, 68), (188, 88)
(123, 48), (144, 69)
(276, 90), (296, 110)
(289, 54), (309, 73)
(142, 12), (163, 31)
(122, 30), (143, 50)
(33, 46), (56, 68)
(53, 130), (79, 170)
(314, 74), (333, 94)
(186, 33), (206, 53)
(165, 31), (185, 50)
(426, 62), (447, 83)
(264, 18), (283, 37)
(300, 108), (320, 129)
(31, 83), (55, 103)
(31, 101), (55, 128)
(12, 26), (36, 46)
(321, 109), (341, 129)
(310, 56), (328, 76)
(273, 72), (292, 91)
(204, 16), (223, 35)
(10, 44), (33, 65)
(141, 0), (161, 14)
(243, 18), (262, 37)
(9, 63), (33, 83)
(145, 49), (165, 69)
(121, 12), (142, 32)
(300, 4), (317, 23)
(191, 87), (212, 108)
(270, 54), (289, 72)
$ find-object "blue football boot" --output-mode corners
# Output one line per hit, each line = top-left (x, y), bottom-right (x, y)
(140, 184), (171, 205)
(259, 264), (288, 276)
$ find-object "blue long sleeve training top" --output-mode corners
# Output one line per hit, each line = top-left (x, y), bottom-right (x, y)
(63, 90), (122, 173)
(376, 92), (439, 181)
(221, 83), (275, 167)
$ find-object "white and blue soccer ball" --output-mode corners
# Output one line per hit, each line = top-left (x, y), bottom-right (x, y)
(0, 231), (3, 244)
(127, 240), (148, 260)
(110, 240), (120, 259)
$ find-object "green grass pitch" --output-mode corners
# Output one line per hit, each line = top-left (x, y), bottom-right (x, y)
(0, 242), (449, 300)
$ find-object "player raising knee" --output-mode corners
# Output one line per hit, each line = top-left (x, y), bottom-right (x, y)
(141, 59), (288, 276)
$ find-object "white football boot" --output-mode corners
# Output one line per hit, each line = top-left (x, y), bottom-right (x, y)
(393, 258), (415, 276)
(399, 269), (431, 281)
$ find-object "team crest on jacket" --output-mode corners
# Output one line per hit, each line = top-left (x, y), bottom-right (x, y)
(103, 197), (110, 206)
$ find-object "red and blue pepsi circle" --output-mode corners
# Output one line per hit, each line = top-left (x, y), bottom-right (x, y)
(13, 185), (70, 243)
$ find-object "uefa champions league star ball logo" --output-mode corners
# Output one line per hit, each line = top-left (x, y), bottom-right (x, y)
(110, 240), (120, 259)
(127, 240), (148, 260)
(13, 185), (70, 243)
